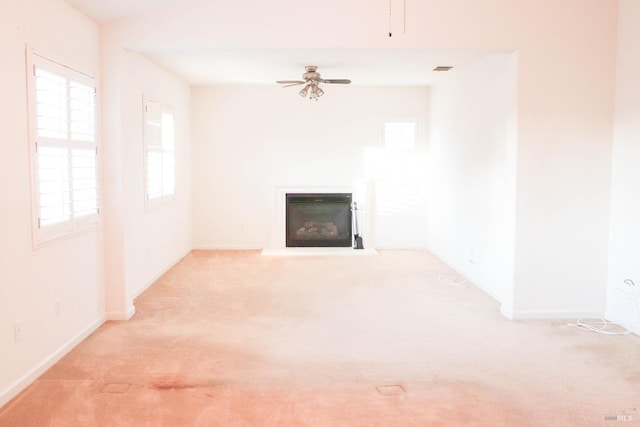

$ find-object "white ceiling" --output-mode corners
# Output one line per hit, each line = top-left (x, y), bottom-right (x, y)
(65, 0), (184, 23)
(143, 49), (489, 86)
(64, 0), (491, 86)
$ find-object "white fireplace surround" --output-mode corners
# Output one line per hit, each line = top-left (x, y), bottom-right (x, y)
(261, 185), (377, 255)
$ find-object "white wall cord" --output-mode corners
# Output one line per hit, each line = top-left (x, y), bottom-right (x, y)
(568, 318), (632, 335)
(615, 279), (640, 317)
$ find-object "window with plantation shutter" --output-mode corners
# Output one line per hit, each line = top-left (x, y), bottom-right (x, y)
(383, 119), (417, 151)
(144, 99), (175, 208)
(28, 51), (98, 245)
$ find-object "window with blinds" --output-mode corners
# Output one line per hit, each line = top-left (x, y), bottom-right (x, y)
(28, 52), (98, 245)
(383, 119), (417, 151)
(144, 99), (175, 208)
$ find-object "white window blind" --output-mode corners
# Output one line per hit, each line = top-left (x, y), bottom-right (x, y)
(384, 120), (417, 151)
(29, 52), (98, 244)
(144, 99), (175, 206)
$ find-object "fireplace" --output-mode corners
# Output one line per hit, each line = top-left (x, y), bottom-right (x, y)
(286, 193), (352, 247)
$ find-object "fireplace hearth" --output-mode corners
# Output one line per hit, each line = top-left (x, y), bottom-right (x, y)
(286, 193), (352, 247)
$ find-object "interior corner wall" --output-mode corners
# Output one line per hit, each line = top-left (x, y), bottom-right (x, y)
(511, 24), (617, 319)
(120, 51), (192, 300)
(100, 11), (194, 317)
(100, 39), (193, 313)
(100, 34), (192, 320)
(605, 0), (640, 335)
(100, 37), (131, 320)
(0, 0), (104, 407)
(191, 85), (429, 250)
(427, 53), (517, 306)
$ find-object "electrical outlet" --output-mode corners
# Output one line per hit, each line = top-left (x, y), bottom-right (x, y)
(469, 246), (477, 265)
(14, 321), (23, 343)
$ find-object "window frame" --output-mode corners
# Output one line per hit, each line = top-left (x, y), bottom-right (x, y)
(26, 48), (99, 247)
(143, 97), (175, 210)
(382, 116), (419, 152)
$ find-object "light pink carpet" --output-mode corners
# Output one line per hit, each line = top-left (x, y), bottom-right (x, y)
(1, 250), (639, 426)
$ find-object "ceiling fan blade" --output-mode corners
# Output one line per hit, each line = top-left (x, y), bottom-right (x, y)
(282, 82), (307, 88)
(322, 79), (351, 84)
(276, 80), (305, 85)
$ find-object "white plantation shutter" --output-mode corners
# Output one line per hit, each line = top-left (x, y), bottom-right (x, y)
(29, 52), (98, 244)
(69, 81), (96, 141)
(36, 146), (71, 227)
(146, 150), (163, 199)
(160, 112), (175, 196)
(35, 69), (67, 139)
(384, 120), (417, 151)
(144, 99), (175, 206)
(71, 148), (98, 217)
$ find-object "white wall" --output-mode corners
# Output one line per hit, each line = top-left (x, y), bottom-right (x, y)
(104, 0), (618, 319)
(0, 0), (104, 406)
(191, 85), (429, 249)
(0, 0), (625, 406)
(120, 52), (193, 299)
(428, 54), (517, 307)
(100, 33), (192, 316)
(606, 0), (640, 335)
(0, 0), (193, 407)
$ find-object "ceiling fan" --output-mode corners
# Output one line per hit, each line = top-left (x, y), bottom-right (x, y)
(276, 66), (351, 100)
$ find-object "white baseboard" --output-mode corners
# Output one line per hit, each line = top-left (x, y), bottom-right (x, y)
(261, 247), (378, 256)
(0, 315), (105, 408)
(105, 304), (136, 321)
(502, 309), (603, 320)
(131, 249), (192, 299)
(499, 304), (514, 319)
(193, 245), (263, 250)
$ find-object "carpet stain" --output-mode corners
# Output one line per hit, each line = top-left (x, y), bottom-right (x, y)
(376, 384), (406, 396)
(149, 375), (222, 390)
(572, 343), (612, 355)
(100, 383), (131, 393)
(623, 372), (640, 383)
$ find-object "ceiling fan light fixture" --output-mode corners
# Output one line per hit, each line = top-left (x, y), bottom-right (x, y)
(278, 66), (350, 100)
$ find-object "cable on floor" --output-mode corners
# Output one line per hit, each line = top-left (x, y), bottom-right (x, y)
(567, 318), (632, 335)
(438, 275), (468, 288)
(568, 279), (640, 335)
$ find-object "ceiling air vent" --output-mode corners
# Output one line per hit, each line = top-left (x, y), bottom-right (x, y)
(433, 66), (453, 72)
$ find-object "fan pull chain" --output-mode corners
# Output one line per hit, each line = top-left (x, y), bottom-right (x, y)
(404, 0), (407, 35)
(388, 0), (407, 37)
(389, 0), (392, 37)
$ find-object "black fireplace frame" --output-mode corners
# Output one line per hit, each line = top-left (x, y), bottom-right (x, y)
(286, 193), (353, 248)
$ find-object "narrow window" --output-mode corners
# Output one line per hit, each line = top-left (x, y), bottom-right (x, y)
(144, 99), (175, 208)
(383, 119), (417, 151)
(28, 51), (98, 245)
